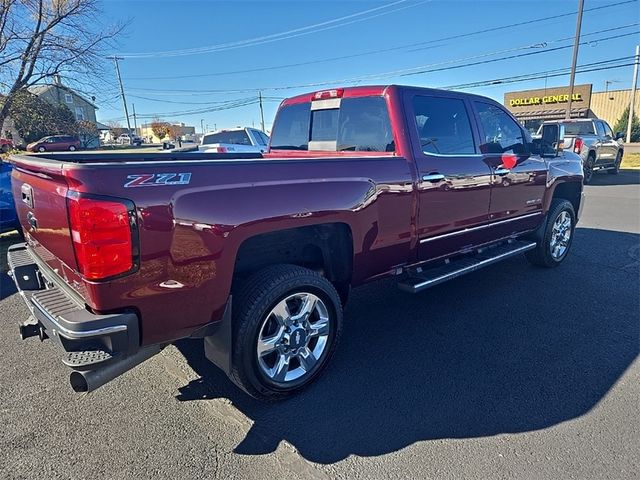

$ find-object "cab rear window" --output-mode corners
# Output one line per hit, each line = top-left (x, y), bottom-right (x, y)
(270, 96), (394, 152)
(202, 130), (252, 145)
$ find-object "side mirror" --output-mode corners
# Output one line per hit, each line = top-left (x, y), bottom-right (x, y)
(541, 123), (564, 157)
(615, 131), (625, 141)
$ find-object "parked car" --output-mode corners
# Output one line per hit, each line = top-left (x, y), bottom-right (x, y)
(537, 119), (624, 183)
(1, 137), (13, 153)
(198, 127), (269, 153)
(118, 133), (143, 146)
(26, 135), (80, 152)
(6, 85), (583, 401)
(0, 158), (20, 234)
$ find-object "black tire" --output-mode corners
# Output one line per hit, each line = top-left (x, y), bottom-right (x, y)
(37, 146), (45, 152)
(608, 151), (622, 174)
(526, 199), (576, 268)
(229, 264), (343, 401)
(1, 144), (8, 153)
(583, 153), (595, 184)
(69, 145), (77, 151)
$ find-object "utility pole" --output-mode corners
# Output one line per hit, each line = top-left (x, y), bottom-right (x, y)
(258, 91), (265, 132)
(626, 45), (639, 143)
(132, 103), (138, 134)
(200, 119), (204, 134)
(565, 0), (584, 120)
(108, 56), (132, 135)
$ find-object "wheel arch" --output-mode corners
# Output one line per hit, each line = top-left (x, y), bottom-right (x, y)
(233, 222), (354, 297)
(550, 180), (582, 219)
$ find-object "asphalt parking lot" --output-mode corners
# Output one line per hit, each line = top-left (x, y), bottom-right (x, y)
(0, 170), (638, 480)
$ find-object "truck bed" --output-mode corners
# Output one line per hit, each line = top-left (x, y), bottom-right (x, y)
(10, 151), (263, 164)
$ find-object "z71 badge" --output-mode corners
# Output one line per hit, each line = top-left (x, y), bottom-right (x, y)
(124, 173), (192, 188)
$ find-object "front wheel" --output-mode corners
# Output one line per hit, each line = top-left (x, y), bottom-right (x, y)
(608, 151), (622, 174)
(526, 199), (576, 268)
(69, 145), (77, 151)
(37, 146), (45, 152)
(230, 264), (343, 401)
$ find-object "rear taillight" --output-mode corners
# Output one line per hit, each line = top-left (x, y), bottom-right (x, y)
(67, 193), (137, 280)
(215, 146), (227, 153)
(574, 137), (583, 154)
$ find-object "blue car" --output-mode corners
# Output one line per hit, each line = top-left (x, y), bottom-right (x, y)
(0, 160), (20, 234)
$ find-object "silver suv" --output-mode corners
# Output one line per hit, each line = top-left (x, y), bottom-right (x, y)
(538, 119), (624, 183)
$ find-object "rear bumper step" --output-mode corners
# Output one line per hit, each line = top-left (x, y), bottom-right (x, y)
(398, 240), (536, 294)
(7, 243), (158, 392)
(7, 243), (139, 353)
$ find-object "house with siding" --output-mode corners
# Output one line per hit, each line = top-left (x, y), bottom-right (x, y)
(27, 80), (101, 147)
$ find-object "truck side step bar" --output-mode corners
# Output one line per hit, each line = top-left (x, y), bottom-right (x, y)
(398, 240), (537, 294)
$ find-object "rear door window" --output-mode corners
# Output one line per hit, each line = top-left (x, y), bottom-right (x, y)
(412, 96), (475, 155)
(594, 121), (605, 137)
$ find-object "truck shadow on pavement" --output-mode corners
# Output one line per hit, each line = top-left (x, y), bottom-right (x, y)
(169, 227), (638, 463)
(587, 169), (639, 186)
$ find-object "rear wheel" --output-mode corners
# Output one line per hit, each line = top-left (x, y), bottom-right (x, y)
(526, 199), (576, 268)
(1, 144), (9, 153)
(608, 151), (622, 174)
(230, 264), (343, 401)
(69, 145), (77, 151)
(583, 153), (595, 184)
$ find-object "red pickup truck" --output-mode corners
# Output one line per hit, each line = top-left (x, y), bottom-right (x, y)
(7, 85), (583, 401)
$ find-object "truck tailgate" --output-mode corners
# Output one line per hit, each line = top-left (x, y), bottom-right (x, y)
(11, 157), (78, 274)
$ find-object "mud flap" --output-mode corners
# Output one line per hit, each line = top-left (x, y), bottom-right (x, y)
(203, 296), (233, 375)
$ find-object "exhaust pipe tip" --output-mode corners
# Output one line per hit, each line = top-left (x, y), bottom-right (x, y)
(70, 371), (88, 393)
(68, 346), (161, 393)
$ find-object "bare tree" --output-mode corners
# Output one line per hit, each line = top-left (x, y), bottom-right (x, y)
(0, 0), (124, 132)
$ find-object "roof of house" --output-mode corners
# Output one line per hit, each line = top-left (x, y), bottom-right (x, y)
(28, 84), (98, 109)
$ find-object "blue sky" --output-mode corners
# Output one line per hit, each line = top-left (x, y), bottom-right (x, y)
(96, 0), (640, 132)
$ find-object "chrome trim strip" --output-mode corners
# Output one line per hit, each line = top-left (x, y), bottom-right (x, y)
(406, 242), (537, 292)
(419, 212), (543, 244)
(421, 153), (483, 158)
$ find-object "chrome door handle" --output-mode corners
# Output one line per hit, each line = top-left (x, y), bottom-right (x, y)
(494, 168), (510, 176)
(422, 173), (445, 182)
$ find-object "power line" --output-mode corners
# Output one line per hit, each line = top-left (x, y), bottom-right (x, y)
(127, 94), (257, 105)
(124, 0), (637, 78)
(443, 57), (637, 90)
(111, 29), (638, 96)
(116, 0), (427, 59)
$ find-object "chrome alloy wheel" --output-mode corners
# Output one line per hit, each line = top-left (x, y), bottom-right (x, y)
(256, 292), (330, 384)
(550, 210), (572, 260)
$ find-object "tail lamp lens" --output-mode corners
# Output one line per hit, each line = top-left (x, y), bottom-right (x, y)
(574, 137), (583, 153)
(67, 195), (134, 280)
